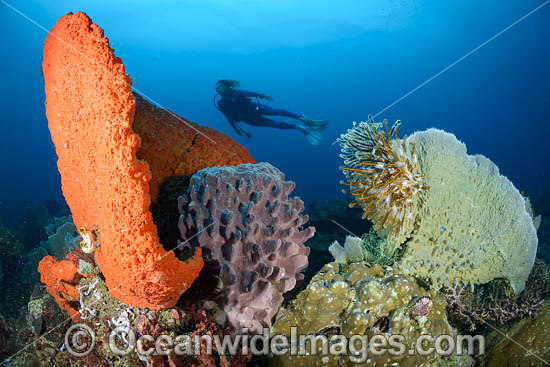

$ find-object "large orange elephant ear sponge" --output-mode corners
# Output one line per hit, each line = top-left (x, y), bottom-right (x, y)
(41, 12), (251, 309)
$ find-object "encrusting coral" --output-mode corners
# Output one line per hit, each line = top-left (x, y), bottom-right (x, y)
(271, 262), (456, 367)
(178, 163), (313, 334)
(339, 118), (538, 293)
(338, 116), (429, 240)
(443, 260), (549, 331)
(40, 12), (254, 310)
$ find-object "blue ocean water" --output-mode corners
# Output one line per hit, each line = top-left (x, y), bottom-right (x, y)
(0, 0), (548, 225)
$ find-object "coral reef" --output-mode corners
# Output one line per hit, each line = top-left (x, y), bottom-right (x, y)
(12, 203), (51, 250)
(181, 304), (252, 367)
(37, 249), (90, 322)
(41, 12), (253, 309)
(443, 260), (550, 331)
(482, 301), (550, 366)
(21, 247), (47, 286)
(329, 229), (404, 266)
(0, 222), (23, 280)
(178, 163), (313, 334)
(40, 216), (78, 260)
(340, 119), (538, 293)
(329, 235), (366, 264)
(360, 229), (404, 266)
(0, 209), (75, 322)
(301, 198), (366, 285)
(7, 289), (73, 367)
(2, 213), (80, 320)
(8, 263), (146, 367)
(151, 176), (192, 249)
(0, 222), (25, 318)
(338, 117), (429, 240)
(397, 128), (538, 293)
(45, 215), (72, 237)
(18, 9), (544, 367)
(9, 267), (251, 367)
(305, 198), (366, 250)
(411, 296), (434, 317)
(271, 262), (454, 367)
(533, 190), (550, 263)
(425, 355), (476, 367)
(0, 313), (13, 360)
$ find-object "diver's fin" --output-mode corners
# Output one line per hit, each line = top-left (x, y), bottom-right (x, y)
(306, 130), (323, 145)
(297, 124), (323, 146)
(298, 115), (329, 131)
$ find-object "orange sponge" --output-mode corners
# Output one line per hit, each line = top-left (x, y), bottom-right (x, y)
(40, 12), (253, 309)
(38, 256), (81, 322)
(132, 94), (256, 202)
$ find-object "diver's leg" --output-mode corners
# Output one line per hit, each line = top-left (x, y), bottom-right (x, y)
(271, 120), (298, 129)
(244, 115), (297, 129)
(256, 104), (301, 119)
(256, 103), (328, 131)
(244, 115), (323, 145)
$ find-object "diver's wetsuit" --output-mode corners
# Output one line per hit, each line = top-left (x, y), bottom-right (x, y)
(216, 88), (300, 135)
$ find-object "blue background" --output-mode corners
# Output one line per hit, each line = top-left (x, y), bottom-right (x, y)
(0, 0), (548, 225)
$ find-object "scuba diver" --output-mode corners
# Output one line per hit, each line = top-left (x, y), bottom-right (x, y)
(214, 79), (329, 145)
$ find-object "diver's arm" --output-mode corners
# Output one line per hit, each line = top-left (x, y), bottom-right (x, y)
(227, 118), (252, 138)
(227, 118), (243, 135)
(227, 119), (252, 138)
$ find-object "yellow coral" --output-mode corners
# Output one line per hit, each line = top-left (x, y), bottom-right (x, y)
(271, 262), (454, 367)
(338, 116), (429, 239)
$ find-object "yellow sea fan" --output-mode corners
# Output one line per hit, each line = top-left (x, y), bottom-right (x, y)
(338, 116), (429, 239)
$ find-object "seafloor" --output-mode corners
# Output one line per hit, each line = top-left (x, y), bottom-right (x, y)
(0, 194), (548, 366)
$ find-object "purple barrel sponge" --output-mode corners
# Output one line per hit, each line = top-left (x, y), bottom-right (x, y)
(178, 162), (314, 334)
